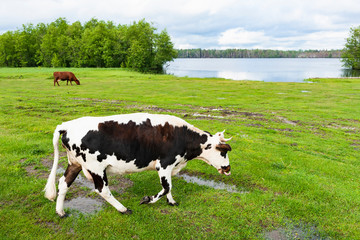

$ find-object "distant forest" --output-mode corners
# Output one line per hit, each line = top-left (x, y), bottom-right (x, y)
(177, 49), (342, 58)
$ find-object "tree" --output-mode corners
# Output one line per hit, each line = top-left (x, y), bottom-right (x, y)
(152, 30), (178, 72)
(0, 18), (177, 73)
(125, 19), (155, 72)
(40, 18), (69, 67)
(341, 26), (360, 70)
(0, 31), (16, 66)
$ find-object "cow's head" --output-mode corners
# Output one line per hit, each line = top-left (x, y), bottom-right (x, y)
(198, 130), (232, 175)
(75, 79), (80, 85)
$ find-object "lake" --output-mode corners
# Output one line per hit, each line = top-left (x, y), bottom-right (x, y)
(165, 58), (360, 82)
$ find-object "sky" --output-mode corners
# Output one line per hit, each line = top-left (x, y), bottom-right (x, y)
(1, 0), (359, 50)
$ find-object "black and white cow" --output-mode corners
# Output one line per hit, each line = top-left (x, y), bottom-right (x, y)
(44, 113), (232, 217)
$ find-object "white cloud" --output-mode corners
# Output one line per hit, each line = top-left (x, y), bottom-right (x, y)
(281, 31), (349, 50)
(0, 0), (359, 49)
(218, 28), (269, 46)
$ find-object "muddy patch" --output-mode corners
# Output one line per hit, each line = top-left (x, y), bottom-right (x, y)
(327, 122), (357, 132)
(64, 197), (104, 215)
(177, 173), (248, 194)
(263, 222), (326, 240)
(276, 116), (298, 126)
(23, 154), (134, 215)
(72, 97), (265, 122)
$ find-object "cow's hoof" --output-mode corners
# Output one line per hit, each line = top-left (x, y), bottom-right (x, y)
(58, 212), (69, 218)
(167, 200), (179, 206)
(120, 209), (132, 215)
(140, 196), (152, 204)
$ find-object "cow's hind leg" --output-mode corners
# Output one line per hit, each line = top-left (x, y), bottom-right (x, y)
(140, 168), (178, 206)
(88, 169), (132, 215)
(56, 164), (82, 217)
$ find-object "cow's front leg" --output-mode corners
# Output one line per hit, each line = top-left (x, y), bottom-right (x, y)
(140, 167), (178, 206)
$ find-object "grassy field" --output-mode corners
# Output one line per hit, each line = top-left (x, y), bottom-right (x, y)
(0, 67), (359, 239)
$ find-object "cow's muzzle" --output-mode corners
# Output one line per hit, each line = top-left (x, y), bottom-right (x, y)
(218, 165), (231, 176)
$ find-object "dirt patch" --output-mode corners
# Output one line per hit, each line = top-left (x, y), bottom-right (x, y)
(23, 154), (134, 215)
(276, 116), (298, 126)
(263, 219), (326, 240)
(34, 218), (62, 232)
(327, 122), (358, 132)
(264, 225), (324, 240)
(72, 97), (266, 122)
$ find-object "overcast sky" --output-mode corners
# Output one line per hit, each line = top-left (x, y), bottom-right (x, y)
(1, 0), (359, 50)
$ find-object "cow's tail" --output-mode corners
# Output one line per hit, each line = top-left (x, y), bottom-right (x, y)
(44, 124), (65, 201)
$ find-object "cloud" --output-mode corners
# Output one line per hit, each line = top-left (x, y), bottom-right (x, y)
(0, 0), (359, 49)
(218, 28), (269, 47)
(277, 31), (349, 50)
(217, 28), (348, 50)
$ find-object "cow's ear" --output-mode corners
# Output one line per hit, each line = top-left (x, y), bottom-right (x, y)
(216, 143), (232, 153)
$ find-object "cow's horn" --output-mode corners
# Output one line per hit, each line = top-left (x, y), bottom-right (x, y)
(219, 130), (232, 142)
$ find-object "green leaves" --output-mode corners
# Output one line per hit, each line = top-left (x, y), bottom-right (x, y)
(0, 18), (177, 73)
(341, 26), (360, 70)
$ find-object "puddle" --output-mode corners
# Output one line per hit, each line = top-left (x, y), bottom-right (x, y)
(177, 173), (247, 194)
(64, 197), (104, 215)
(55, 166), (135, 216)
(56, 167), (103, 215)
(263, 220), (327, 240)
(193, 113), (225, 119)
(76, 174), (95, 189)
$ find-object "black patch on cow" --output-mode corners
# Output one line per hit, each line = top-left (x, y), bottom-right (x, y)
(88, 170), (105, 193)
(161, 177), (170, 195)
(221, 165), (231, 173)
(61, 132), (71, 150)
(79, 119), (208, 169)
(64, 164), (82, 187)
(103, 169), (108, 186)
(59, 130), (66, 135)
(205, 144), (212, 150)
(204, 131), (212, 137)
(216, 143), (232, 158)
(72, 144), (87, 162)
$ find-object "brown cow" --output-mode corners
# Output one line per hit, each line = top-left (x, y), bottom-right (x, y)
(53, 72), (80, 86)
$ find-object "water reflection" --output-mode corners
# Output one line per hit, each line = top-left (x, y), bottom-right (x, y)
(166, 58), (356, 82)
(341, 69), (360, 77)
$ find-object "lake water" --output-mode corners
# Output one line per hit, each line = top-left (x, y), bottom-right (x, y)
(165, 58), (359, 82)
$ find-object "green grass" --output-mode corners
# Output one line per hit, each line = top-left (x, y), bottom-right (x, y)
(1, 67), (360, 239)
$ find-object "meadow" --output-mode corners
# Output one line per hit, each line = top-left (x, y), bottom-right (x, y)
(0, 67), (359, 239)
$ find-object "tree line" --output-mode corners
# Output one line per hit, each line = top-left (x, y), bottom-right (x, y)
(177, 48), (342, 58)
(0, 18), (177, 73)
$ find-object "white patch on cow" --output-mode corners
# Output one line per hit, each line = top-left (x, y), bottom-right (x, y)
(106, 156), (157, 175)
